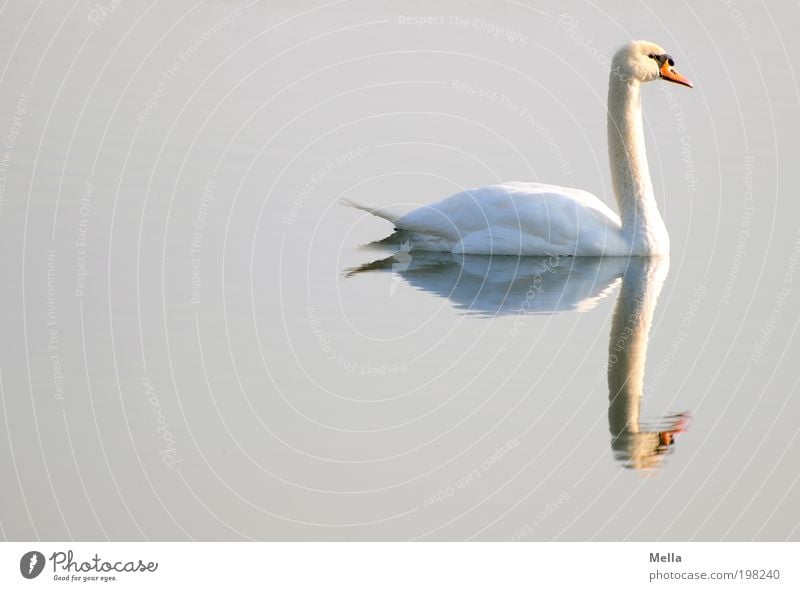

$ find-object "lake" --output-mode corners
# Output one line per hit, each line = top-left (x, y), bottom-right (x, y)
(0, 0), (799, 541)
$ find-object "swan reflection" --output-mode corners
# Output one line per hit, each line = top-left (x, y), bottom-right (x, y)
(348, 248), (630, 315)
(348, 250), (688, 470)
(607, 257), (688, 470)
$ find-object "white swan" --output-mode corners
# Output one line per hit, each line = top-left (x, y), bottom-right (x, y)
(343, 41), (693, 256)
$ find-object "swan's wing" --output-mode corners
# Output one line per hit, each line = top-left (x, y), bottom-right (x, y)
(502, 182), (621, 225)
(393, 183), (622, 254)
(454, 225), (571, 255)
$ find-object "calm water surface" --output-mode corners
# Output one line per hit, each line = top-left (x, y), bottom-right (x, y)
(1, 0), (799, 540)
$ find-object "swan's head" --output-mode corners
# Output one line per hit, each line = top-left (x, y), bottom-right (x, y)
(612, 41), (693, 88)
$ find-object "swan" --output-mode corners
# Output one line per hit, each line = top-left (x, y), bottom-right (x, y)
(343, 41), (693, 256)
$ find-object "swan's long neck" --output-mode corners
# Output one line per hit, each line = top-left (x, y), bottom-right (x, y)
(607, 74), (669, 254)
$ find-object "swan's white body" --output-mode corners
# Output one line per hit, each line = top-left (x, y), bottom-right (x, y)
(344, 41), (692, 256)
(388, 182), (628, 256)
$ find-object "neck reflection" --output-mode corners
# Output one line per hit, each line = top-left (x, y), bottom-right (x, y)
(607, 257), (688, 471)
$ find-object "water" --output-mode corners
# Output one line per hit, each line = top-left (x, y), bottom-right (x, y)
(1, 0), (799, 541)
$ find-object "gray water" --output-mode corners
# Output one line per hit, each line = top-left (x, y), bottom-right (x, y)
(1, 0), (799, 541)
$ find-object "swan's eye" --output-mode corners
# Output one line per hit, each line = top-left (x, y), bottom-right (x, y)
(648, 53), (656, 59)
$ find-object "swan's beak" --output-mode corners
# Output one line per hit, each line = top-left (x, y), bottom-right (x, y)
(660, 61), (693, 88)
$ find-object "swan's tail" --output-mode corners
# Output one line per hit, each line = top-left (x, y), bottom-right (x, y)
(339, 197), (403, 225)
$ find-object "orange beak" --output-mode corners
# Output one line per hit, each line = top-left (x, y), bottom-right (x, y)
(660, 61), (693, 88)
